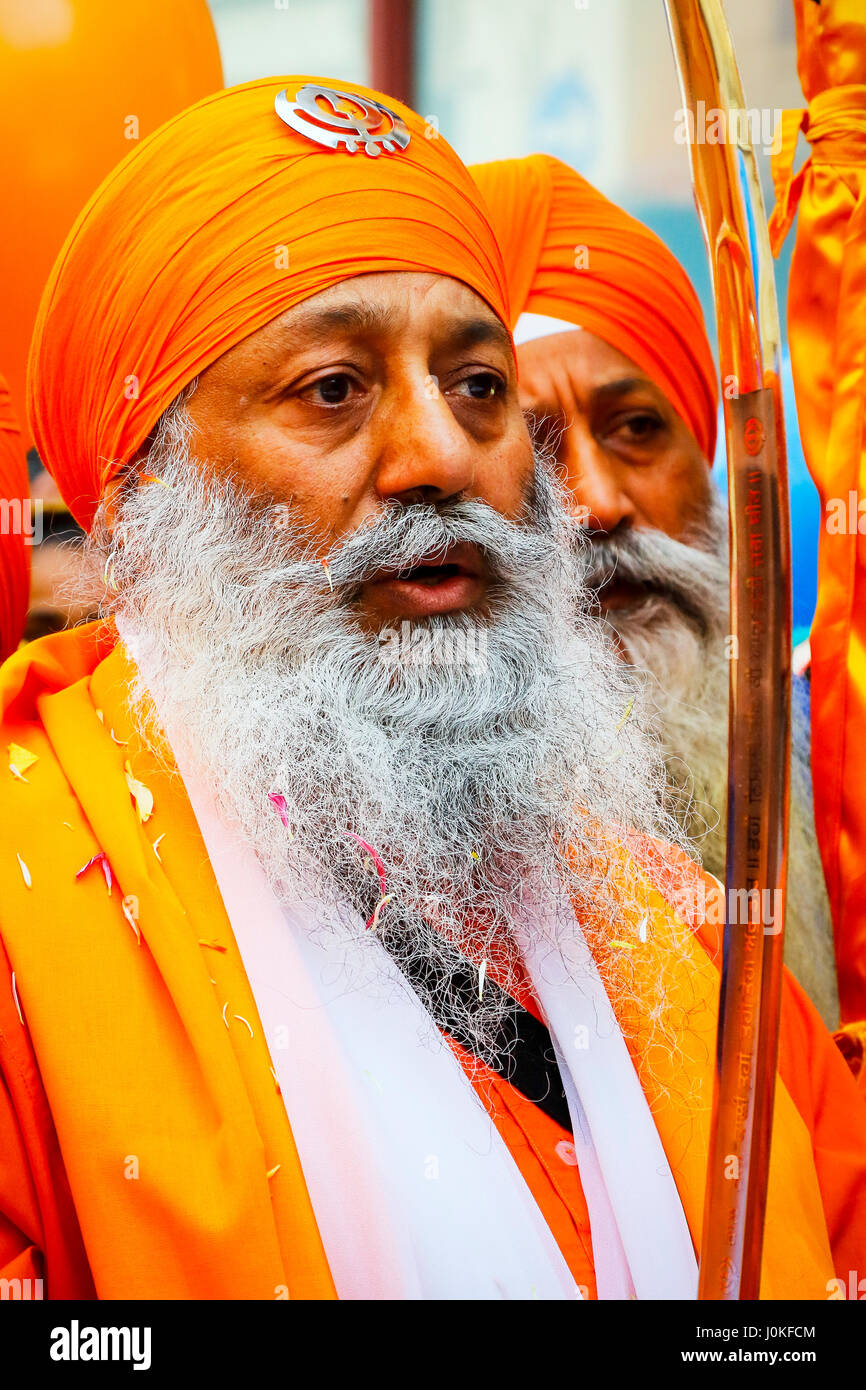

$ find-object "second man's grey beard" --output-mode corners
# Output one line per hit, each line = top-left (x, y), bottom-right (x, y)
(581, 493), (838, 1027)
(89, 394), (696, 1070)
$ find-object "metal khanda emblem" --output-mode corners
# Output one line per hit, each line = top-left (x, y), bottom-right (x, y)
(275, 83), (411, 157)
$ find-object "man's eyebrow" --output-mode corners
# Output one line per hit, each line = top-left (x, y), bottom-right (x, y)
(591, 376), (656, 402)
(277, 305), (513, 354)
(444, 316), (514, 355)
(279, 301), (404, 345)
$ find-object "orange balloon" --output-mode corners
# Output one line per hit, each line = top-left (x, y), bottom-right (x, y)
(0, 0), (223, 447)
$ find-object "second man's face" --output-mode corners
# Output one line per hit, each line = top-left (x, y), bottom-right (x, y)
(517, 327), (714, 606)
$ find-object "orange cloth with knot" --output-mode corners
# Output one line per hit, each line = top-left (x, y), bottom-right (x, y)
(27, 76), (511, 531)
(768, 1), (866, 1023)
(471, 154), (718, 463)
(0, 374), (29, 661)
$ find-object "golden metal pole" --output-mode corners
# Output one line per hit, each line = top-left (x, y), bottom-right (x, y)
(663, 0), (792, 1299)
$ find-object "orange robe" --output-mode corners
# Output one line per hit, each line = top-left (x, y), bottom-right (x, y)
(768, 1), (866, 1031)
(1, 625), (865, 1299)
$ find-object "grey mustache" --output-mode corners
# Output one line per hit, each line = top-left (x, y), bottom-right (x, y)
(321, 499), (557, 590)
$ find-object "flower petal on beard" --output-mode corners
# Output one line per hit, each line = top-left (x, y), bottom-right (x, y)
(344, 831), (388, 899)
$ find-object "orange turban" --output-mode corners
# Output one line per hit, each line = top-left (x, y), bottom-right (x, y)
(0, 374), (29, 661)
(28, 77), (511, 530)
(471, 154), (718, 462)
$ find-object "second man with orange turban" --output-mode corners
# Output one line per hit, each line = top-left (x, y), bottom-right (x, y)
(472, 152), (839, 1029)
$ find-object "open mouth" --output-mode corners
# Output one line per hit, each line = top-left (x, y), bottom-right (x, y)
(362, 543), (486, 619)
(394, 559), (474, 585)
(590, 575), (654, 608)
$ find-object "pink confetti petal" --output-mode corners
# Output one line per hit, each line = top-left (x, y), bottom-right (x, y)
(345, 831), (387, 899)
(268, 793), (290, 828)
(76, 851), (113, 896)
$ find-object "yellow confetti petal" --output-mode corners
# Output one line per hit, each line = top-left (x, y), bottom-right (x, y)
(266, 1164), (281, 1181)
(8, 743), (38, 781)
(367, 894), (393, 932)
(140, 473), (172, 488)
(11, 972), (23, 1026)
(610, 938), (634, 950)
(125, 760), (154, 824)
(16, 853), (31, 889)
(616, 696), (635, 731)
(122, 897), (141, 946)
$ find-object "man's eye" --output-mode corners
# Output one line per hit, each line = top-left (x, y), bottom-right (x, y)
(616, 412), (662, 441)
(457, 372), (504, 400)
(305, 374), (356, 405)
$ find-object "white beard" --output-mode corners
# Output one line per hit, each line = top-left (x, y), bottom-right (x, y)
(91, 398), (696, 1069)
(586, 497), (839, 1028)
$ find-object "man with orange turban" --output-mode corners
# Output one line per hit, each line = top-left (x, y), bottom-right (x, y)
(472, 154), (839, 1029)
(0, 375), (29, 663)
(0, 77), (864, 1302)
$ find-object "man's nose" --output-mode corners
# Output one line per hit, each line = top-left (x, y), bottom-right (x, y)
(372, 376), (478, 505)
(560, 428), (636, 534)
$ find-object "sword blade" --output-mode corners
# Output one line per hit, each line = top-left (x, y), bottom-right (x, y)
(663, 0), (792, 1300)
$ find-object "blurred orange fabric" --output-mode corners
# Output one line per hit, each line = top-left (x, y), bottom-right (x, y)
(472, 153), (718, 462)
(0, 373), (29, 661)
(769, 0), (866, 1022)
(28, 76), (511, 531)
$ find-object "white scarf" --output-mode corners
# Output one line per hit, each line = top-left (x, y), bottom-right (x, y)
(181, 765), (698, 1300)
